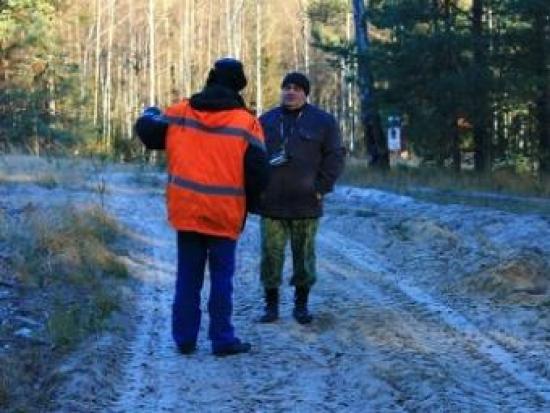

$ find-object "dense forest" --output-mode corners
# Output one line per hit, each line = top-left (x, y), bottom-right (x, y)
(1, 0), (548, 175)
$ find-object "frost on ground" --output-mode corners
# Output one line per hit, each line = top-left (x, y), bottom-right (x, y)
(2, 168), (550, 412)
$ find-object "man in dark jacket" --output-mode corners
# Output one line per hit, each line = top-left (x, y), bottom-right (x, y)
(135, 58), (270, 356)
(258, 72), (345, 324)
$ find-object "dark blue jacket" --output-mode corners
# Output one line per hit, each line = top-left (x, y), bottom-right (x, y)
(259, 103), (345, 219)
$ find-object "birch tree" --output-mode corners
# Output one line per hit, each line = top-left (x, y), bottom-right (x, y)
(256, 0), (263, 114)
(148, 0), (156, 105)
(93, 0), (102, 126)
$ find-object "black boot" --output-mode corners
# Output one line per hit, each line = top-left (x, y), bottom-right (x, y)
(293, 286), (313, 324)
(177, 342), (197, 355)
(259, 288), (279, 323)
(212, 339), (252, 357)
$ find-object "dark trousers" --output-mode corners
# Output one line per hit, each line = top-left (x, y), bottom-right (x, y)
(172, 231), (238, 351)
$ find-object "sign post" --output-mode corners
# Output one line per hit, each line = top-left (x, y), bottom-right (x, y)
(387, 116), (401, 152)
(387, 115), (401, 167)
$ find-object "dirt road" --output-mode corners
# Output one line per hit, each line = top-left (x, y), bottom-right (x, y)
(62, 172), (550, 412)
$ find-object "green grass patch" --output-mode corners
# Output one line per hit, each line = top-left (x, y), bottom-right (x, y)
(47, 289), (120, 348)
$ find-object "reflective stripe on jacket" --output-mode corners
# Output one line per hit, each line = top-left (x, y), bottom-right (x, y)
(164, 100), (265, 239)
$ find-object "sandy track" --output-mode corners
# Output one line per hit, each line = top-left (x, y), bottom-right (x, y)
(102, 174), (549, 412)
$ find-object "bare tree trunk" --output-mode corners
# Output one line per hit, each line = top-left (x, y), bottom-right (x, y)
(116, 53), (123, 151)
(255, 0), (263, 114)
(292, 23), (299, 70)
(80, 22), (94, 103)
(451, 119), (461, 173)
(226, 0), (232, 56)
(217, 1), (223, 59)
(190, 0), (199, 91)
(31, 75), (41, 156)
(104, 0), (115, 148)
(182, 0), (192, 96)
(127, 0), (136, 140)
(444, 0), (460, 171)
(472, 0), (491, 173)
(339, 58), (347, 148)
(162, 0), (176, 103)
(148, 0), (156, 105)
(300, 0), (310, 74)
(207, 0), (213, 71)
(345, 11), (356, 153)
(352, 0), (387, 167)
(93, 0), (102, 127)
(231, 0), (245, 58)
(102, 66), (108, 147)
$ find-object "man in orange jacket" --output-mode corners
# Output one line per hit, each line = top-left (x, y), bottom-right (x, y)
(135, 58), (269, 356)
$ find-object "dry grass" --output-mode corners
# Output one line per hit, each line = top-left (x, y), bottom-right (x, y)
(0, 201), (131, 410)
(13, 205), (128, 347)
(0, 155), (94, 188)
(7, 204), (127, 289)
(480, 255), (547, 295)
(460, 251), (549, 306)
(341, 159), (550, 216)
(342, 158), (550, 197)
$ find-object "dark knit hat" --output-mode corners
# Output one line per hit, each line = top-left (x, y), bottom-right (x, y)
(206, 58), (247, 92)
(281, 72), (310, 96)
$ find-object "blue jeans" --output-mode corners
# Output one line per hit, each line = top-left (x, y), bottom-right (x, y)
(172, 231), (238, 351)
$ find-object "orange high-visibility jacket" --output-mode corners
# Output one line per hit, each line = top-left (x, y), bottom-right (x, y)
(164, 100), (265, 240)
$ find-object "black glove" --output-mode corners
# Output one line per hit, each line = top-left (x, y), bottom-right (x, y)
(135, 106), (168, 150)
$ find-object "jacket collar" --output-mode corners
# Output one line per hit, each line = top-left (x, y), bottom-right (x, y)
(278, 103), (309, 119)
(190, 85), (245, 111)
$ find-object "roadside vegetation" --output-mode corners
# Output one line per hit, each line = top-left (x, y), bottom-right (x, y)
(0, 155), (88, 187)
(0, 156), (132, 412)
(341, 158), (550, 216)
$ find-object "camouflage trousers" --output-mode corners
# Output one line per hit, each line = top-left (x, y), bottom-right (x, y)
(260, 217), (319, 290)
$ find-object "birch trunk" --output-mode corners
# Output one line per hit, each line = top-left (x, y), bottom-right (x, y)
(127, 0), (136, 139)
(104, 0), (115, 148)
(226, 0), (232, 56)
(300, 0), (310, 74)
(255, 0), (263, 114)
(148, 0), (156, 105)
(207, 0), (213, 70)
(93, 0), (102, 126)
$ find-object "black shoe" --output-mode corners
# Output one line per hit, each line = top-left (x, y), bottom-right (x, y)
(177, 342), (197, 355)
(259, 304), (279, 323)
(213, 341), (252, 357)
(293, 286), (313, 324)
(259, 288), (279, 323)
(292, 306), (313, 324)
